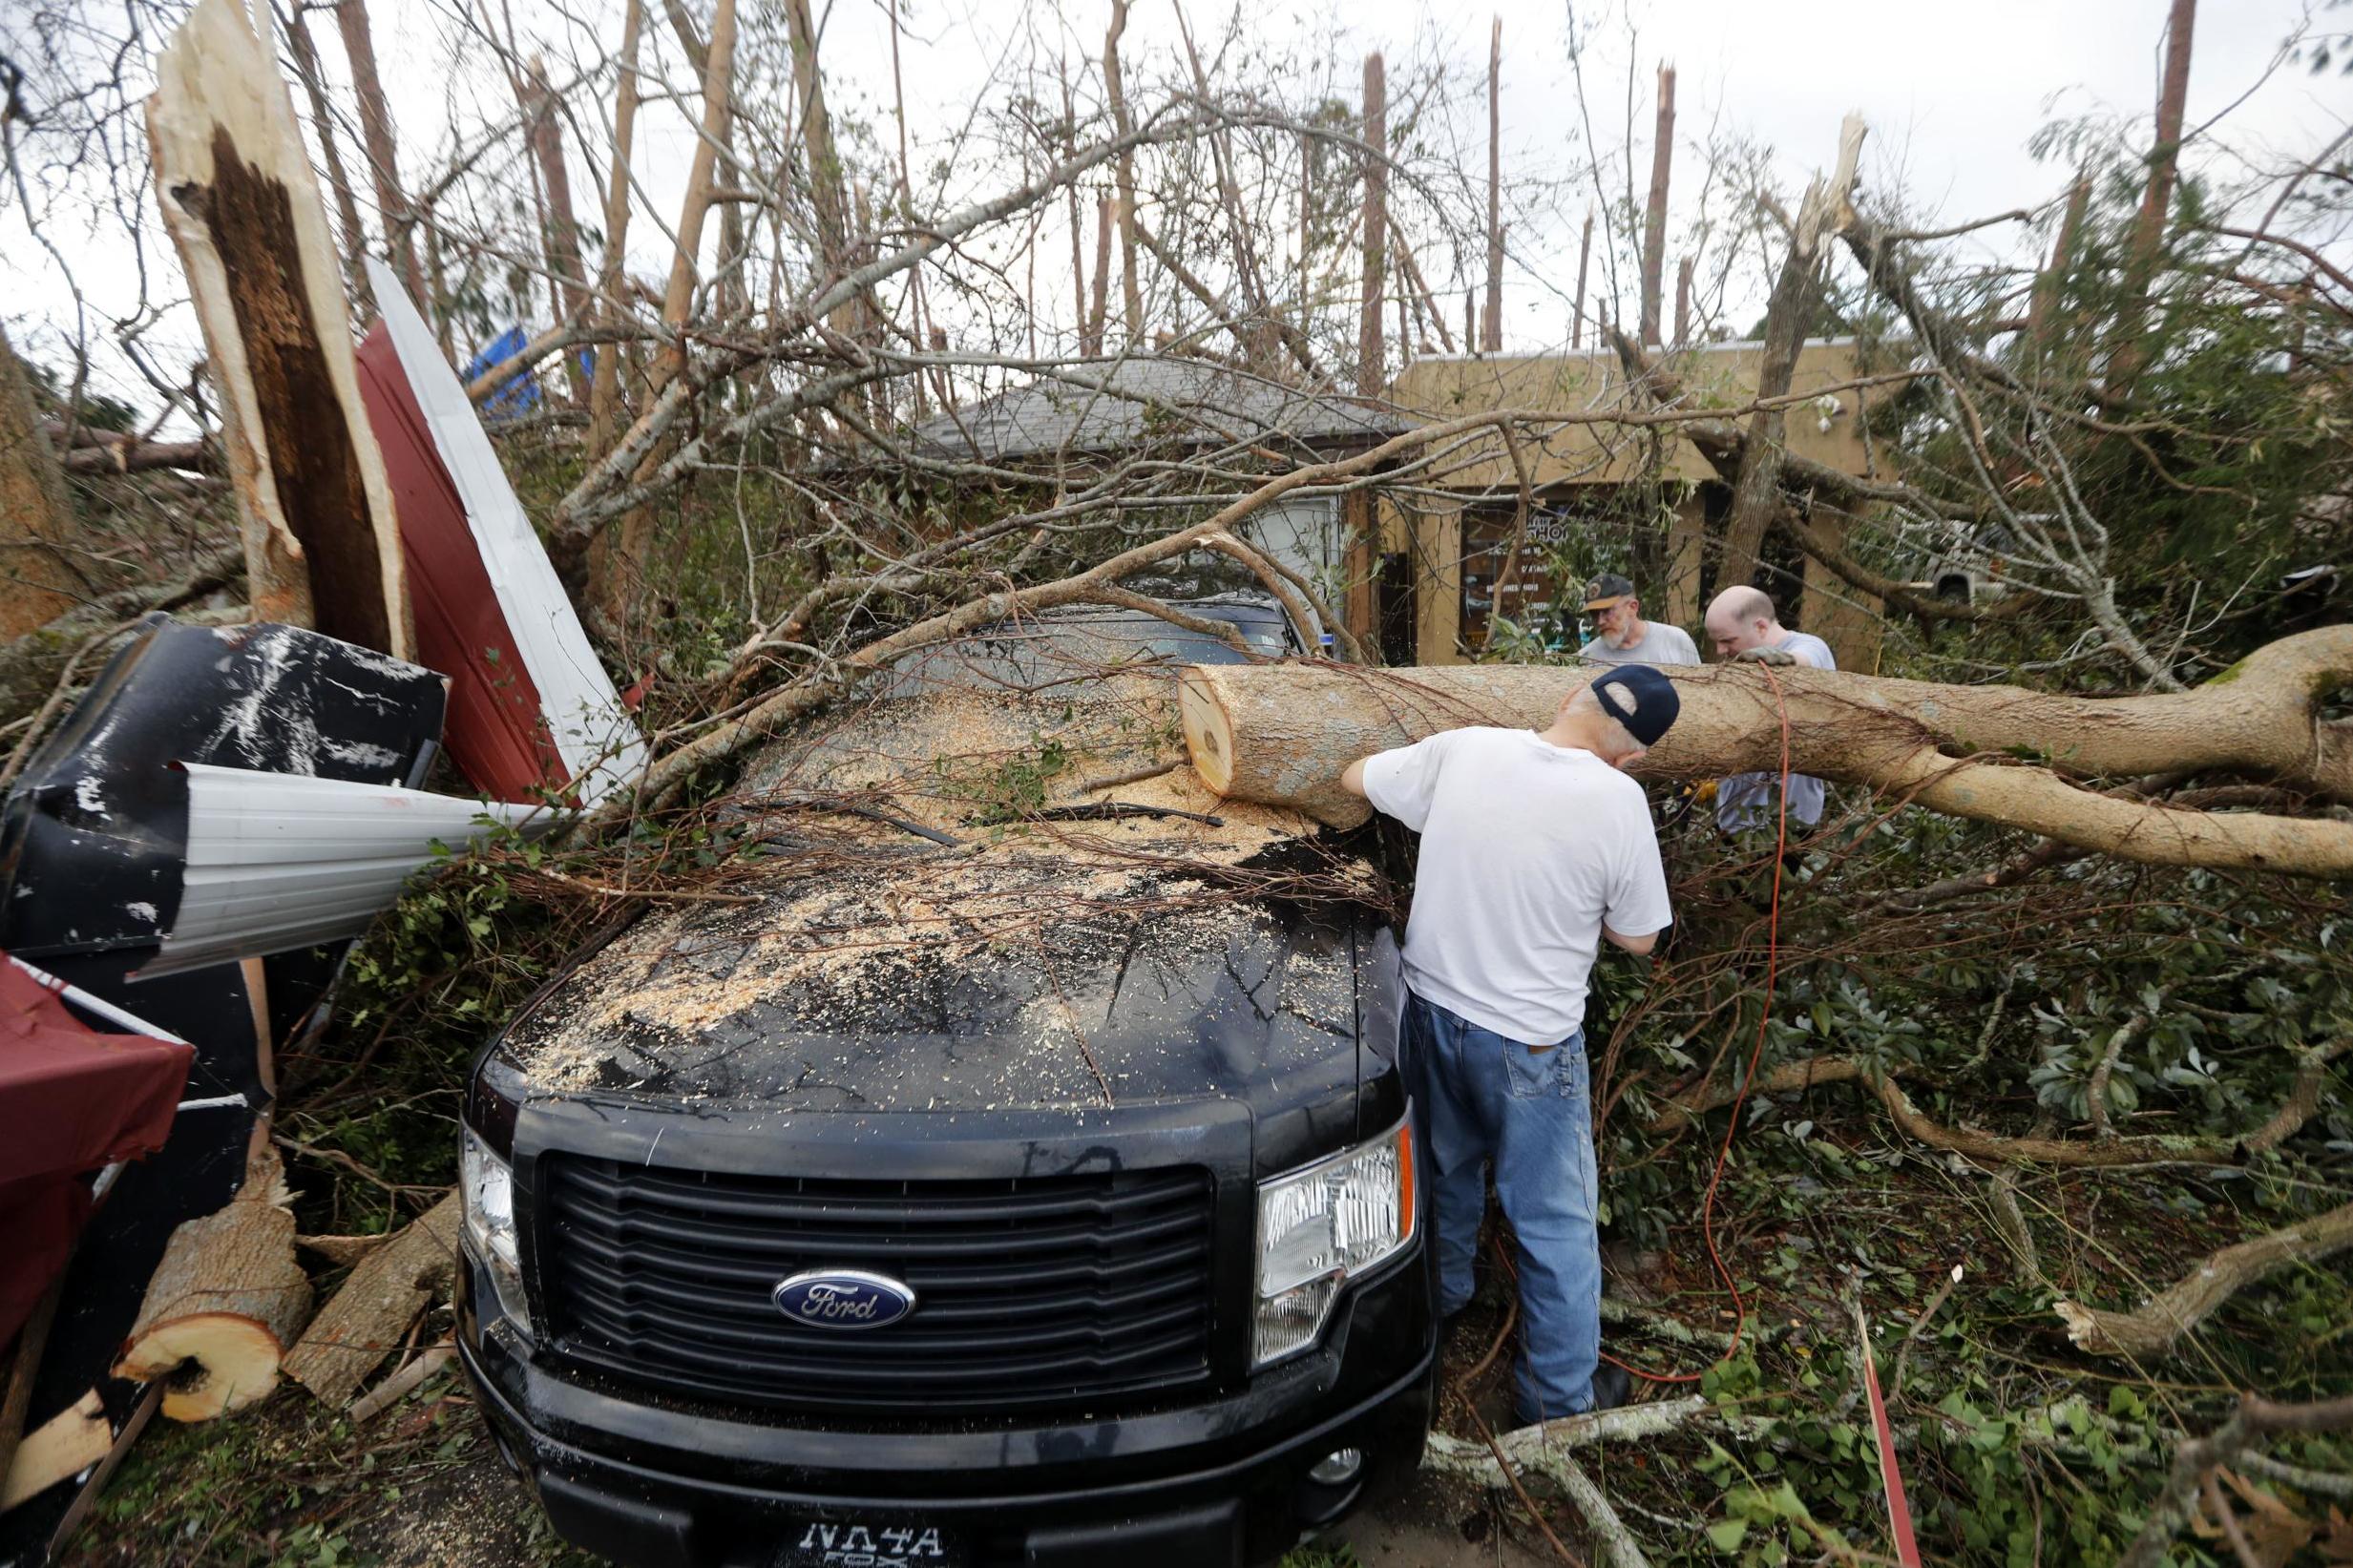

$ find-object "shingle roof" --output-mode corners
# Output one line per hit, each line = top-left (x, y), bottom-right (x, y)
(910, 357), (1407, 464)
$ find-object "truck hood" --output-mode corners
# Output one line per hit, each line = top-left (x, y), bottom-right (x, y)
(494, 868), (1375, 1121)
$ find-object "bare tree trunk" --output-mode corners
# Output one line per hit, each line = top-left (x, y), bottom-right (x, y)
(1571, 210), (1592, 349)
(885, 0), (929, 417)
(1345, 52), (1387, 645)
(1064, 58), (1087, 348)
(1102, 3), (1144, 345)
(1673, 255), (1691, 345)
(1718, 115), (1866, 595)
(586, 0), (644, 464)
(783, 0), (852, 282)
(1173, 1), (1285, 371)
(1481, 16), (1503, 353)
(332, 0), (424, 303)
(521, 59), (590, 402)
(0, 324), (85, 638)
(1085, 196), (1113, 355)
(276, 0), (369, 308)
(599, 0), (736, 628)
(2109, 0), (2196, 394)
(1638, 64), (1674, 346)
(1391, 222), (1457, 354)
(2026, 170), (2091, 355)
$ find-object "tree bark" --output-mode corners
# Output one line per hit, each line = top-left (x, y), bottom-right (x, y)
(283, 1193), (461, 1407)
(275, 0), (369, 307)
(112, 1143), (312, 1422)
(1085, 195), (1113, 355)
(2109, 0), (2197, 395)
(330, 0), (422, 303)
(1719, 115), (1867, 595)
(1482, 17), (1503, 353)
(1102, 0), (1143, 345)
(599, 0), (736, 625)
(519, 59), (590, 402)
(586, 0), (645, 465)
(2058, 1198), (2353, 1359)
(2025, 170), (2091, 356)
(1638, 65), (1673, 347)
(0, 324), (86, 639)
(1177, 630), (2353, 875)
(1571, 210), (1592, 349)
(147, 0), (410, 659)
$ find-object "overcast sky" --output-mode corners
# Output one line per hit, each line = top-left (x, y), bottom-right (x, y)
(4, 0), (2345, 418)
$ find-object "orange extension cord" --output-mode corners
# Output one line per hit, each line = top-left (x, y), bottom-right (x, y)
(1604, 659), (1794, 1387)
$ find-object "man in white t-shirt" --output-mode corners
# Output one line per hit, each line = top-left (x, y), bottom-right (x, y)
(1576, 573), (1701, 668)
(1703, 586), (1836, 833)
(1339, 665), (1682, 1422)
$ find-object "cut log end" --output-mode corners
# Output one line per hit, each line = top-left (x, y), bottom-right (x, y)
(112, 1314), (290, 1421)
(1176, 668), (1234, 796)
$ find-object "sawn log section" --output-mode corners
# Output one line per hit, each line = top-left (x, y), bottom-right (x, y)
(1178, 626), (2353, 878)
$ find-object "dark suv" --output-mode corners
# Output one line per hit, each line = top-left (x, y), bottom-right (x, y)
(457, 589), (1436, 1567)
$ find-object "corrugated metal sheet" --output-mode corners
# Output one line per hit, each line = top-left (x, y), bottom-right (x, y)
(908, 359), (1408, 465)
(362, 257), (646, 806)
(144, 764), (541, 977)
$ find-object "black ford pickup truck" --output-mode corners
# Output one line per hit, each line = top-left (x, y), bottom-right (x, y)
(457, 589), (1436, 1567)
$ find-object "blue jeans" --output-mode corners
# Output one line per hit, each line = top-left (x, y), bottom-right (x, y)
(1405, 993), (1604, 1421)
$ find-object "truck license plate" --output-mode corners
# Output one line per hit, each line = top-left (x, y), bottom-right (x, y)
(774, 1518), (964, 1568)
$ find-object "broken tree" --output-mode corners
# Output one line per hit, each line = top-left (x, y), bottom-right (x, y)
(145, 0), (410, 658)
(1177, 632), (2353, 876)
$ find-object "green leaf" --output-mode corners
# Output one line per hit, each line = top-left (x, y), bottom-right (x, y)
(1707, 1518), (1751, 1552)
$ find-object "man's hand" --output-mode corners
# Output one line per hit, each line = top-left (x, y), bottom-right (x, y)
(1340, 758), (1370, 799)
(1733, 645), (1798, 667)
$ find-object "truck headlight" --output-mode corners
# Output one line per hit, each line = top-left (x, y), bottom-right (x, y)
(460, 1126), (531, 1330)
(1252, 1113), (1415, 1369)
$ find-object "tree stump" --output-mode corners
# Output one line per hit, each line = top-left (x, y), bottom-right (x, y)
(111, 1143), (312, 1421)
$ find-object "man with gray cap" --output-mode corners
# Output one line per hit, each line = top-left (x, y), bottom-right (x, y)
(1578, 573), (1700, 668)
(1338, 664), (1683, 1422)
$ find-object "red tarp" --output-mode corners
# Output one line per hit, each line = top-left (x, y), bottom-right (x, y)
(354, 323), (564, 804)
(0, 956), (192, 1346)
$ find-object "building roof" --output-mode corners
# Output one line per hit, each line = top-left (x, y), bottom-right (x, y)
(911, 357), (1408, 464)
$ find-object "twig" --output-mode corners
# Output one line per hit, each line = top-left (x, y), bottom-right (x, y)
(348, 1339), (457, 1423)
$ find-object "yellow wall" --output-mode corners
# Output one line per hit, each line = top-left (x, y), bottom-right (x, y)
(1382, 338), (1887, 490)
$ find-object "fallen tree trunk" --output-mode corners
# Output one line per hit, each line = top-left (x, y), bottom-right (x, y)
(1177, 633), (2353, 876)
(281, 1192), (460, 1407)
(2057, 1198), (2353, 1360)
(112, 1143), (312, 1421)
(0, 1390), (109, 1512)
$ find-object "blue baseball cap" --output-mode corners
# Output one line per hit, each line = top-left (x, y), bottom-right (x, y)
(1589, 664), (1681, 748)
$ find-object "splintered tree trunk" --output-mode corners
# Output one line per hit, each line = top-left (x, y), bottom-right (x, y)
(1718, 115), (1867, 596)
(1639, 64), (1674, 347)
(0, 324), (85, 639)
(2026, 170), (2091, 356)
(146, 0), (410, 659)
(1176, 629), (2353, 875)
(2109, 0), (2196, 394)
(112, 1144), (313, 1422)
(283, 1193), (461, 1407)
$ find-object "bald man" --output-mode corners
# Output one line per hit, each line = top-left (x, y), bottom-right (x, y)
(1702, 587), (1835, 833)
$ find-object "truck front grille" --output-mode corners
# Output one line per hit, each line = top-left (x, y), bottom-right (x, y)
(538, 1156), (1216, 1414)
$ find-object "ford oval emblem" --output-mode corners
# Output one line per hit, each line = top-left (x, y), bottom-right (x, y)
(771, 1268), (916, 1330)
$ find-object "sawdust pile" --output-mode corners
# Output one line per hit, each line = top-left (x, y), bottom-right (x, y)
(508, 665), (1366, 1093)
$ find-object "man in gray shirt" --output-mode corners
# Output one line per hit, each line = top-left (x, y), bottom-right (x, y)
(1576, 574), (1701, 667)
(1703, 586), (1835, 832)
